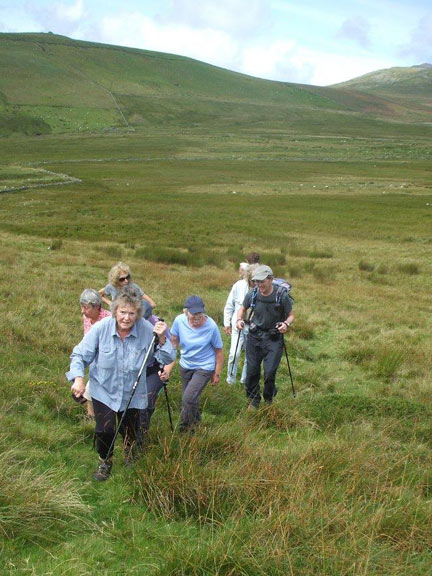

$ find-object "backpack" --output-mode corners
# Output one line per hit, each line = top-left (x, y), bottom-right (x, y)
(247, 277), (294, 319)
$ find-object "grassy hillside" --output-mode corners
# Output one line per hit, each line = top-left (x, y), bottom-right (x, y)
(1, 124), (432, 574)
(1, 32), (432, 576)
(333, 64), (432, 117)
(1, 33), (431, 136)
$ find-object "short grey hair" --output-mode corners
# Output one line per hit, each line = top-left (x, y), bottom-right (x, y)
(80, 289), (102, 308)
(111, 287), (143, 319)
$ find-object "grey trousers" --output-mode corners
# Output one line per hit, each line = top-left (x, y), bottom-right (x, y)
(179, 366), (213, 430)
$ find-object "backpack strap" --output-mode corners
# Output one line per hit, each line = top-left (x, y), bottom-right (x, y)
(250, 285), (258, 310)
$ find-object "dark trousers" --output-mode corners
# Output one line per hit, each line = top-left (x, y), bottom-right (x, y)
(140, 368), (164, 434)
(179, 367), (213, 430)
(244, 331), (284, 407)
(93, 398), (141, 460)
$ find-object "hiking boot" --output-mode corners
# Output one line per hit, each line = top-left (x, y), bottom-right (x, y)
(93, 458), (112, 481)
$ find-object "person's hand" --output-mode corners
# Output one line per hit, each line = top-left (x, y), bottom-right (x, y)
(153, 320), (167, 335)
(158, 366), (171, 381)
(276, 321), (290, 334)
(224, 326), (232, 336)
(71, 377), (86, 398)
(211, 372), (220, 385)
(153, 321), (167, 344)
(236, 319), (245, 331)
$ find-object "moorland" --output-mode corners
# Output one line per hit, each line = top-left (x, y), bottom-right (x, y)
(0, 33), (431, 575)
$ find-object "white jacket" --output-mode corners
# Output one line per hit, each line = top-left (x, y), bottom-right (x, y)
(223, 279), (249, 328)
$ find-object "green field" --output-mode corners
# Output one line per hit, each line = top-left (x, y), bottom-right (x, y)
(1, 34), (432, 576)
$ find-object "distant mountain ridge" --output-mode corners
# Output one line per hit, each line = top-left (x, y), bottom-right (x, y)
(333, 63), (432, 91)
(0, 32), (431, 136)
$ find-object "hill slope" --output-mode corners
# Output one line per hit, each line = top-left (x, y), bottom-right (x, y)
(333, 64), (432, 117)
(0, 33), (431, 136)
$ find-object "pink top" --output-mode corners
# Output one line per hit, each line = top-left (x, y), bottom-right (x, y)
(83, 308), (111, 335)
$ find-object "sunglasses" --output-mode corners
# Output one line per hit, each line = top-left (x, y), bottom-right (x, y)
(118, 275), (130, 282)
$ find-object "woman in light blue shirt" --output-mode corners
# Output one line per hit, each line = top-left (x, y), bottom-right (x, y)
(67, 289), (175, 481)
(171, 295), (223, 432)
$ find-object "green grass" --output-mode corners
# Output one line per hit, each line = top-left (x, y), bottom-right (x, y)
(0, 44), (432, 573)
(1, 33), (432, 137)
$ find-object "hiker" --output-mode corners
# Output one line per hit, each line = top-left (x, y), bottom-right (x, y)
(79, 288), (111, 419)
(171, 295), (223, 433)
(245, 251), (260, 264)
(223, 262), (250, 385)
(140, 314), (176, 436)
(236, 265), (294, 409)
(67, 288), (175, 481)
(99, 261), (155, 316)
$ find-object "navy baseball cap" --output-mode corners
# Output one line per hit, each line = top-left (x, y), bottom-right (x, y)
(184, 295), (205, 314)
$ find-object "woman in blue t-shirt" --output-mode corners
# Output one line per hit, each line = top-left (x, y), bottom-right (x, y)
(171, 295), (224, 432)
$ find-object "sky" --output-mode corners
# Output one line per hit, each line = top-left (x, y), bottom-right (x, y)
(0, 0), (431, 86)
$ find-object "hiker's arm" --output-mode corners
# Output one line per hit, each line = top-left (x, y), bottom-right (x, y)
(236, 305), (246, 330)
(278, 308), (295, 334)
(211, 348), (224, 385)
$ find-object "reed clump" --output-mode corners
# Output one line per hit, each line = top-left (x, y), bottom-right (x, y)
(0, 439), (95, 543)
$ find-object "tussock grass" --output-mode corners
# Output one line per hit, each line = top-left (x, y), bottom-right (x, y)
(131, 414), (432, 574)
(138, 245), (225, 268)
(48, 238), (63, 251)
(308, 248), (333, 259)
(359, 259), (375, 271)
(312, 265), (336, 282)
(291, 318), (316, 340)
(0, 435), (95, 543)
(398, 262), (420, 275)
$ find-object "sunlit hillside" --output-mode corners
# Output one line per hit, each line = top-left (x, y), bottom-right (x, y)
(1, 32), (431, 136)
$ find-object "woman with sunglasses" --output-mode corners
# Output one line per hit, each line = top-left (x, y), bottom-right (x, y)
(99, 261), (156, 316)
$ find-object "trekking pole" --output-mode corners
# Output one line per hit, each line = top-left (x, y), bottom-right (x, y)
(229, 328), (242, 378)
(162, 373), (174, 433)
(282, 338), (296, 398)
(104, 332), (158, 464)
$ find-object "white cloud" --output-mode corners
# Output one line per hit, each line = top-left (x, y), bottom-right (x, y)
(241, 40), (311, 84)
(95, 10), (394, 86)
(165, 0), (270, 36)
(241, 39), (393, 85)
(304, 51), (393, 86)
(400, 13), (432, 62)
(3, 0), (420, 85)
(337, 16), (371, 48)
(97, 12), (240, 70)
(55, 0), (85, 22)
(22, 0), (88, 35)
